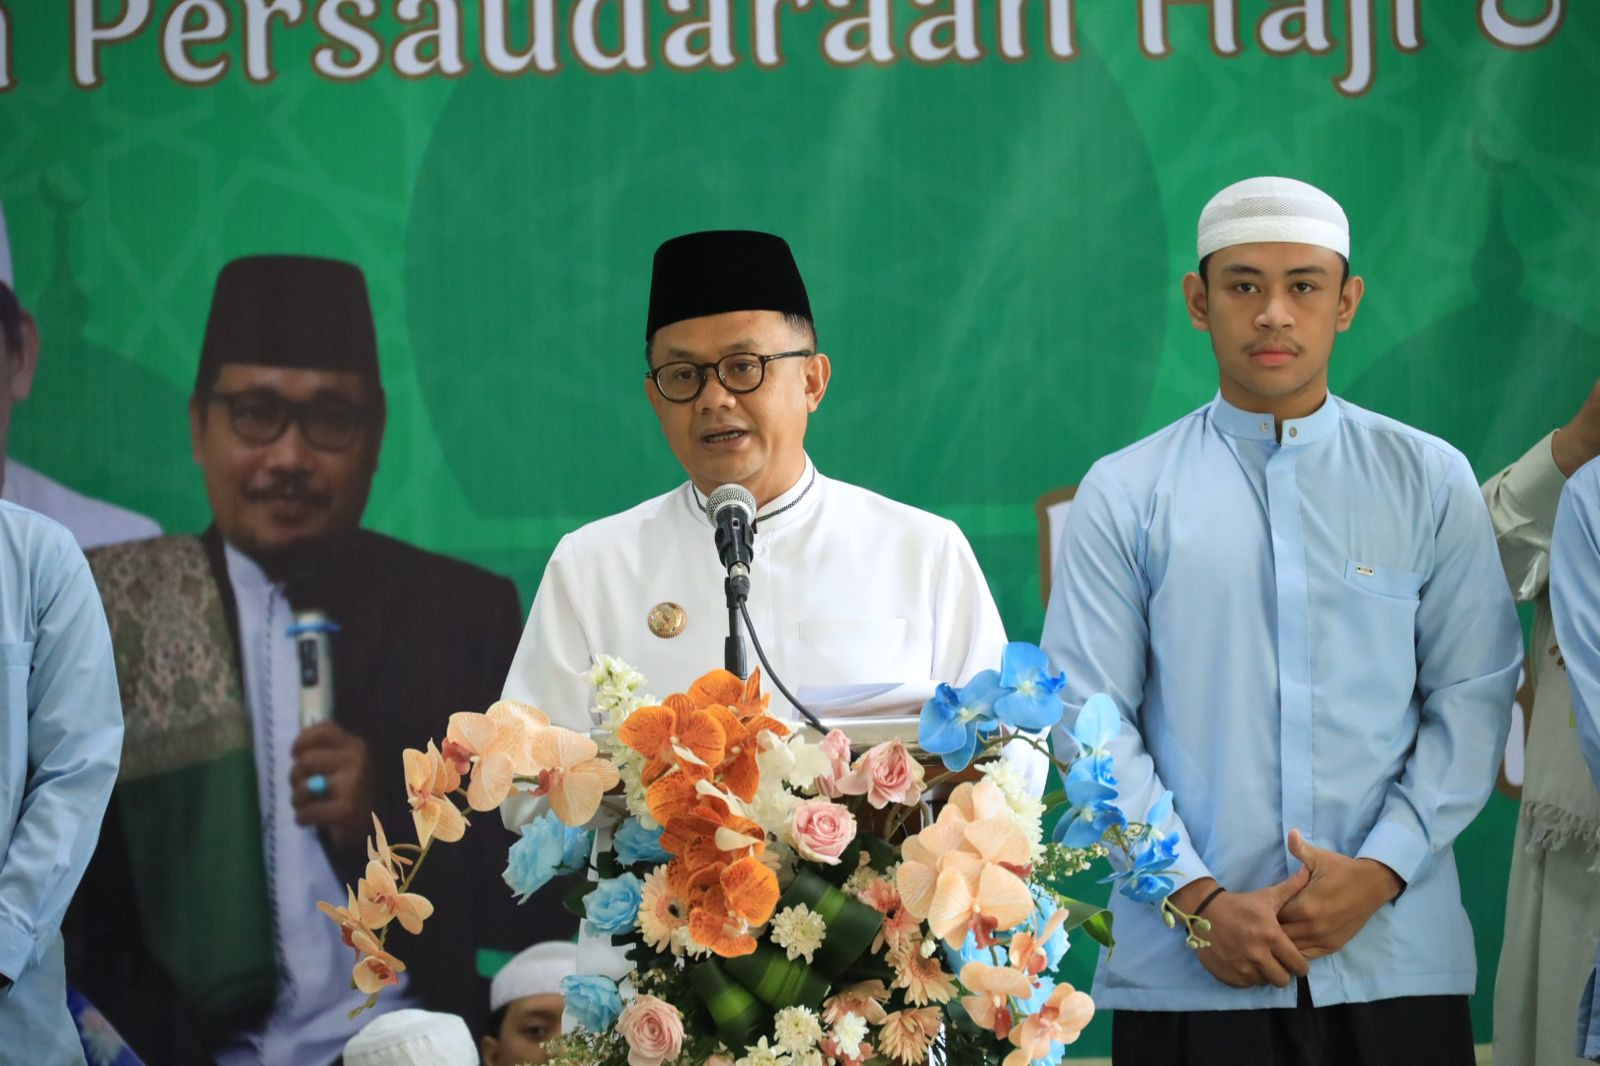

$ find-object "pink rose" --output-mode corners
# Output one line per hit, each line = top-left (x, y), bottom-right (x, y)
(834, 739), (925, 809)
(812, 729), (855, 798)
(790, 799), (858, 865)
(616, 994), (684, 1066)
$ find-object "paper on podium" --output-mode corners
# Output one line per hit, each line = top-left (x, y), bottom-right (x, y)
(796, 682), (938, 750)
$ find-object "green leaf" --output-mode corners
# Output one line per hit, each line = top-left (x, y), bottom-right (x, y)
(1054, 895), (1115, 949)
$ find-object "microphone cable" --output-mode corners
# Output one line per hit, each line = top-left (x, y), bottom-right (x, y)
(738, 599), (827, 736)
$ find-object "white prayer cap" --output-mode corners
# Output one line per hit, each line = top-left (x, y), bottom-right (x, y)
(490, 940), (578, 1011)
(0, 195), (12, 289)
(1197, 177), (1349, 261)
(342, 1009), (478, 1066)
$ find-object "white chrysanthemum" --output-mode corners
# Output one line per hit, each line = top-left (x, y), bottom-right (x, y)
(977, 758), (1048, 858)
(770, 904), (827, 963)
(735, 1037), (792, 1066)
(789, 1050), (825, 1066)
(841, 861), (882, 896)
(773, 1006), (823, 1053)
(831, 1012), (868, 1058)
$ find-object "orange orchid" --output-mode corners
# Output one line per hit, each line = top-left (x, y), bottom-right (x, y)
(403, 741), (466, 847)
(350, 928), (407, 994)
(928, 863), (1034, 949)
(683, 855), (779, 957)
(958, 961), (1034, 1040)
(1009, 907), (1072, 977)
(443, 701), (549, 811)
(317, 885), (369, 949)
(357, 859), (435, 935)
(686, 668), (774, 721)
(1005, 982), (1095, 1064)
(365, 814), (411, 879)
(524, 726), (620, 826)
(618, 699), (726, 785)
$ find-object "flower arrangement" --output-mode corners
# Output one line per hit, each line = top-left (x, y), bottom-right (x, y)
(322, 644), (1206, 1064)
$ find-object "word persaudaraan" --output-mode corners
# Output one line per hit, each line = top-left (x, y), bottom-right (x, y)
(18, 0), (1568, 97)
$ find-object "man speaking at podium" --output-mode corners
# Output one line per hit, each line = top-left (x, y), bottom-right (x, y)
(502, 229), (1038, 788)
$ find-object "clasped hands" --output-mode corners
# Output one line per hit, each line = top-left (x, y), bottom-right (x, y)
(1169, 829), (1404, 990)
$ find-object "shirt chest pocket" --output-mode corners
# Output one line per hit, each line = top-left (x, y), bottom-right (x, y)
(1343, 559), (1425, 600)
(1331, 561), (1424, 679)
(794, 618), (913, 684)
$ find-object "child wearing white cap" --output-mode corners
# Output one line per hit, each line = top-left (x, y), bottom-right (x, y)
(343, 1009), (478, 1066)
(480, 941), (576, 1066)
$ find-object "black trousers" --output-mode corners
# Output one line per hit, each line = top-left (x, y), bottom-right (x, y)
(1111, 980), (1474, 1066)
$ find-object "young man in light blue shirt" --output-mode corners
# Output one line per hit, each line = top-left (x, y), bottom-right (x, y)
(0, 501), (122, 1061)
(1043, 176), (1523, 1064)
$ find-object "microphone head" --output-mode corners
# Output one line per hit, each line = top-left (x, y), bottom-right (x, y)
(707, 483), (757, 524)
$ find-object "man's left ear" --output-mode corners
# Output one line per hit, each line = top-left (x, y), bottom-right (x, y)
(5, 310), (40, 403)
(1336, 276), (1365, 332)
(804, 353), (831, 412)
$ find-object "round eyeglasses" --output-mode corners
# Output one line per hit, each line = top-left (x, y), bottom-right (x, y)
(646, 350), (812, 403)
(206, 388), (377, 452)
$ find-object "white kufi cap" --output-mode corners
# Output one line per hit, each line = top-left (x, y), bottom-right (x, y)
(342, 1009), (478, 1066)
(490, 940), (579, 1012)
(1197, 176), (1349, 261)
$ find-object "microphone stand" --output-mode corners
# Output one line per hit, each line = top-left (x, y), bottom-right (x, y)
(724, 563), (750, 680)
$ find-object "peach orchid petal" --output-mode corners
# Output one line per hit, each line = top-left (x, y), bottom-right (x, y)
(546, 757), (620, 826)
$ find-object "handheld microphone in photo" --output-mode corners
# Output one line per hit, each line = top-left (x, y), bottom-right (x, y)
(288, 611), (341, 730)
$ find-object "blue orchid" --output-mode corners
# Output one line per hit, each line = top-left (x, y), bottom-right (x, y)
(918, 670), (1004, 771)
(1102, 791), (1181, 904)
(994, 642), (1067, 731)
(1069, 692), (1122, 755)
(1054, 749), (1127, 848)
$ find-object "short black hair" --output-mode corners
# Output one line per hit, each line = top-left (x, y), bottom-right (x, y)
(1198, 253), (1350, 287)
(644, 311), (818, 365)
(483, 1004), (508, 1041)
(0, 283), (23, 358)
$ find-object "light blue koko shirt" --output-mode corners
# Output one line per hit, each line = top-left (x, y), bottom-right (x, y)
(0, 501), (122, 1060)
(1549, 456), (1600, 1061)
(1043, 394), (1522, 1011)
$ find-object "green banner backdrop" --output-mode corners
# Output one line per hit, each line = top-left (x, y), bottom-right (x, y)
(4, 0), (1596, 1054)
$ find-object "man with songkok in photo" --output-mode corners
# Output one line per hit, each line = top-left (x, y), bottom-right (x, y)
(502, 230), (1029, 743)
(1042, 177), (1523, 1065)
(0, 195), (159, 548)
(1486, 380), (1600, 1066)
(499, 229), (1045, 985)
(65, 256), (570, 1065)
(479, 941), (575, 1066)
(1550, 455), (1600, 1062)
(0, 479), (122, 1061)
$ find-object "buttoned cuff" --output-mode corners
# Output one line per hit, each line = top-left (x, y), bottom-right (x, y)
(1356, 818), (1427, 888)
(0, 918), (34, 988)
(1503, 431), (1567, 525)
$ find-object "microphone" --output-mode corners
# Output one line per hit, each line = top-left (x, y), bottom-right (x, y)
(288, 610), (340, 729)
(707, 484), (757, 573)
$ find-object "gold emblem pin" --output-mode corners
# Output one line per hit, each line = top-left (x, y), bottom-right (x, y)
(648, 602), (687, 639)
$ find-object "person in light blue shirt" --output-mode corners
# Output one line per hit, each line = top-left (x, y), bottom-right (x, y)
(0, 500), (122, 1062)
(1550, 455), (1600, 1062)
(1043, 176), (1523, 1065)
